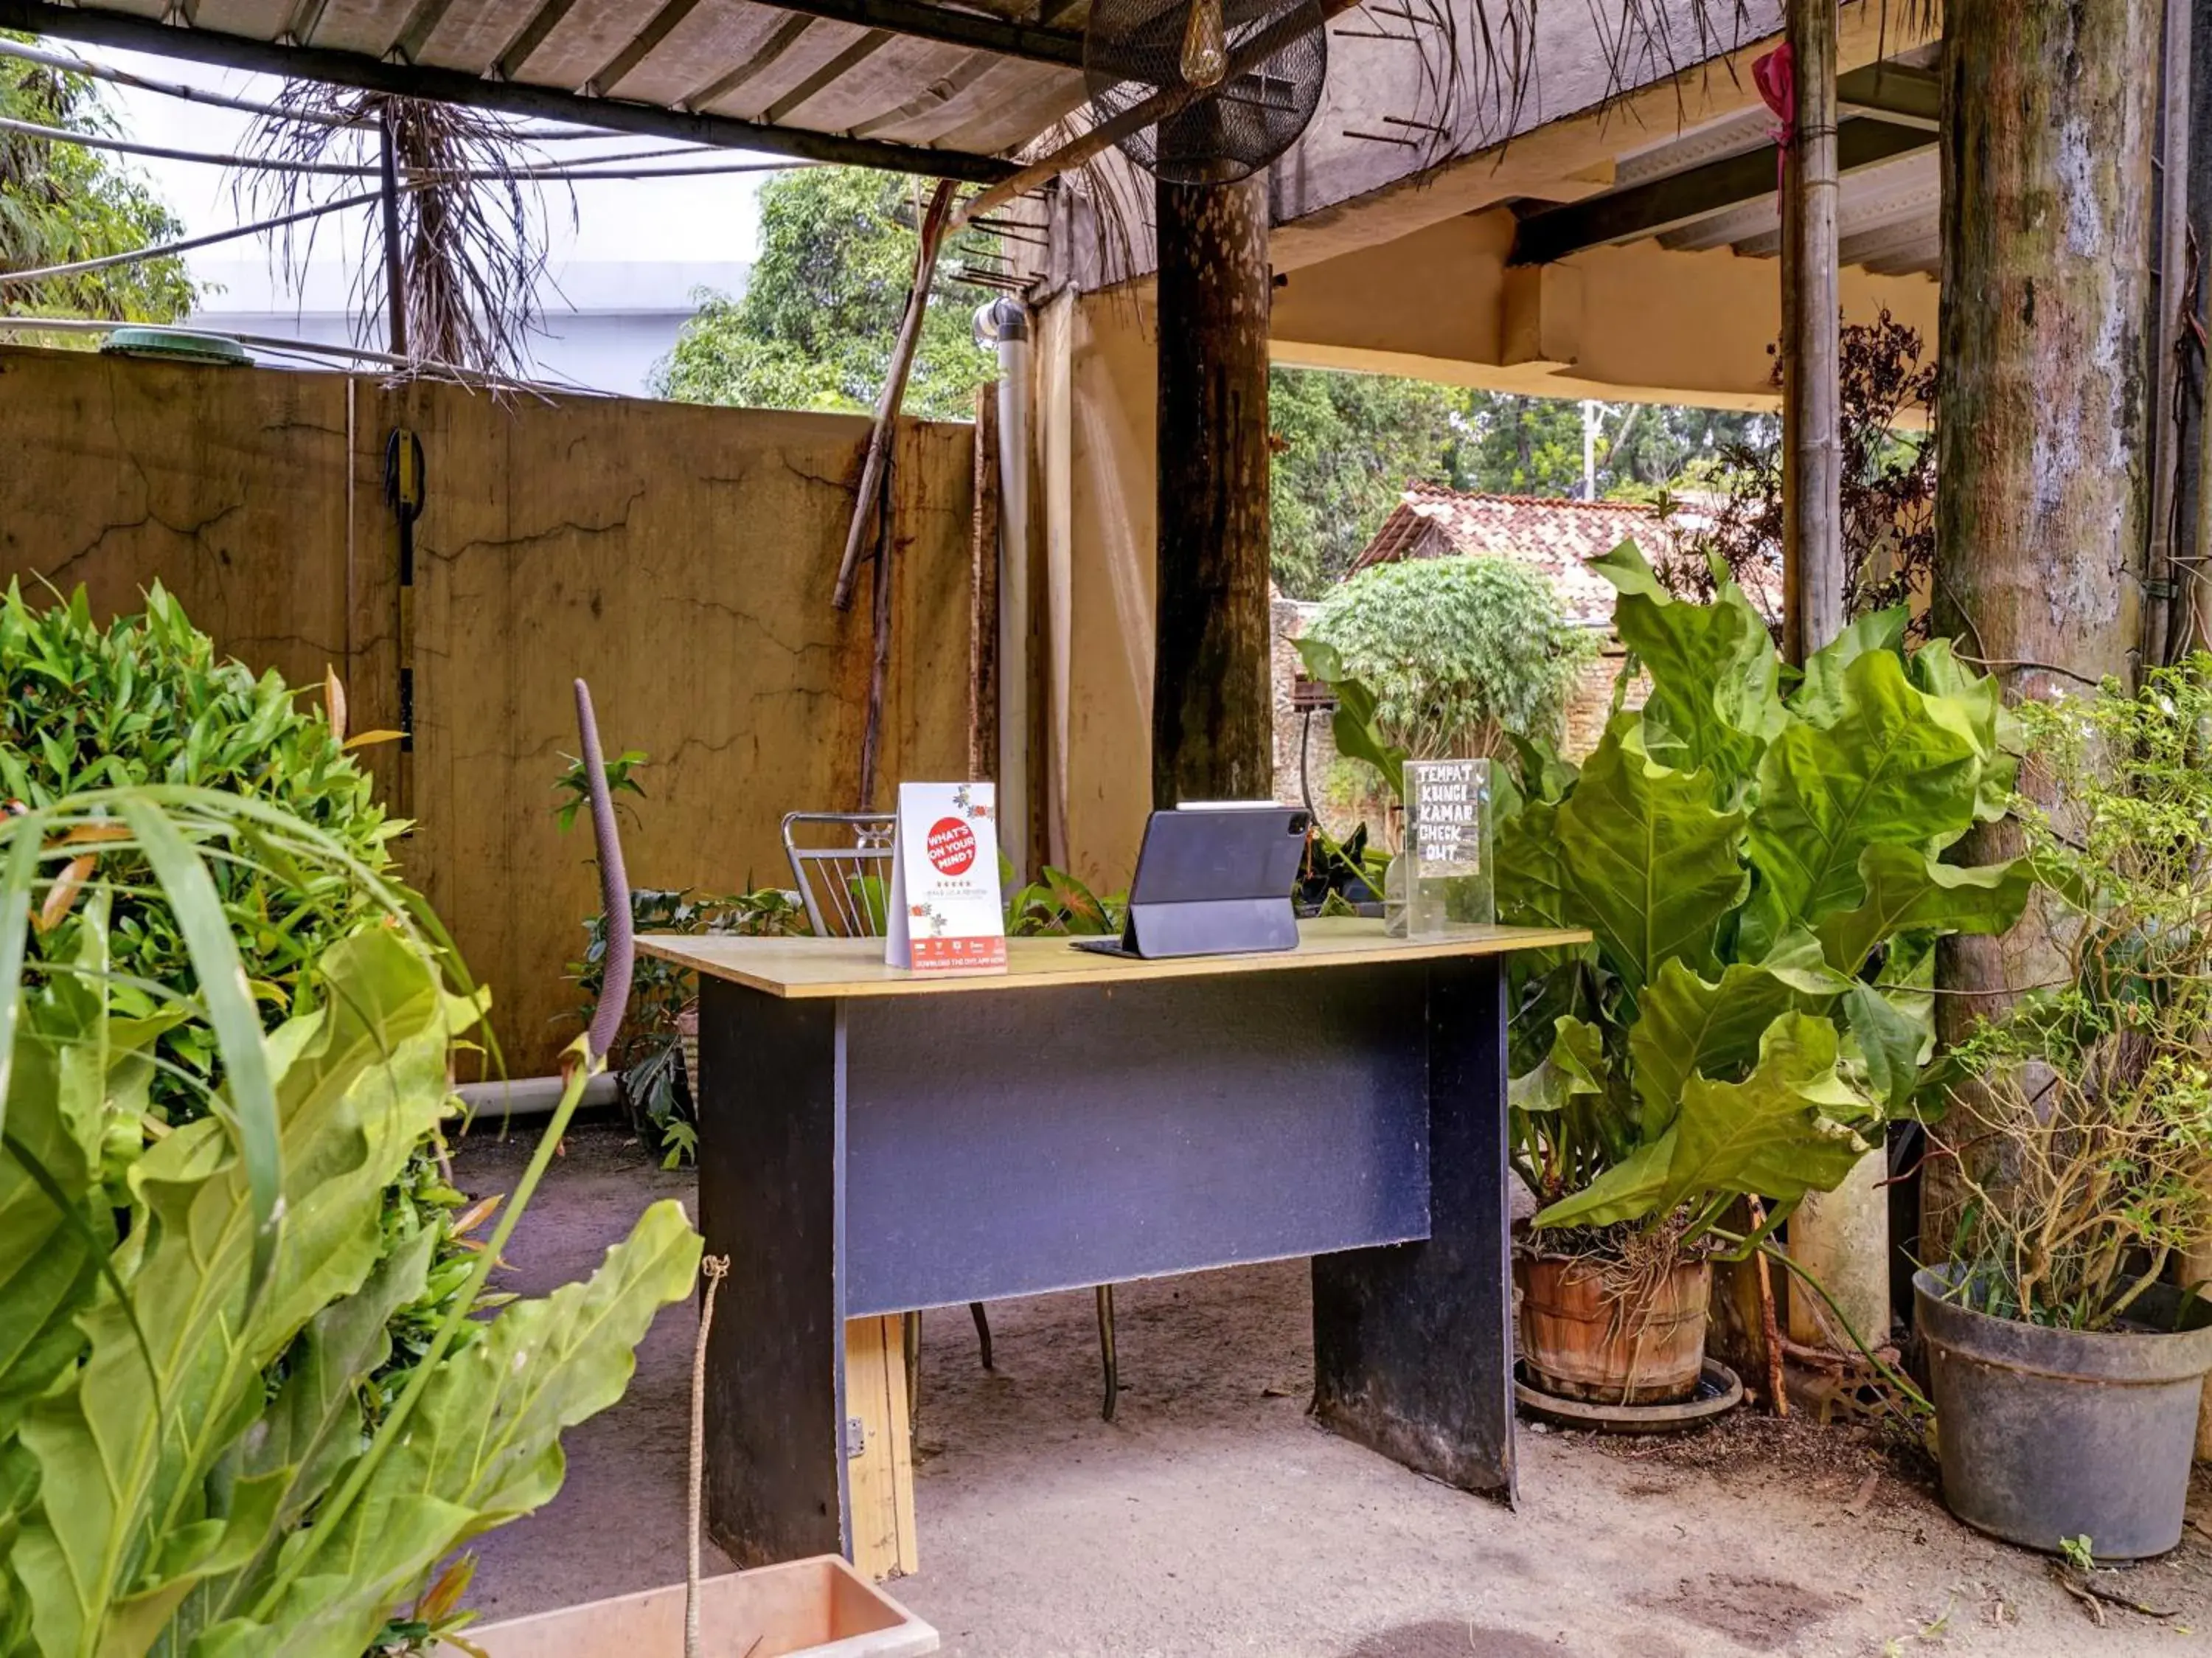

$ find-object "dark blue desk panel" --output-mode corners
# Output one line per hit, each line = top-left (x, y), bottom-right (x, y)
(695, 951), (1513, 1569)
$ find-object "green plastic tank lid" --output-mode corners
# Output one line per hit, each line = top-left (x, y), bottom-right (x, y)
(100, 327), (252, 367)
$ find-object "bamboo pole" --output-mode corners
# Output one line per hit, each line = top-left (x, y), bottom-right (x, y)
(832, 178), (958, 611)
(1781, 0), (1842, 662)
(1781, 0), (1889, 1354)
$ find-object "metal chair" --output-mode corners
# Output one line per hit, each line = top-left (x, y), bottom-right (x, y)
(782, 811), (1123, 1421)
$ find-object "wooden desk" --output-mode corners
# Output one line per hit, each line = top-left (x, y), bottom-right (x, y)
(643, 918), (1587, 1575)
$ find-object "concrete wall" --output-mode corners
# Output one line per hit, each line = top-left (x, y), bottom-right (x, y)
(1270, 211), (1940, 409)
(0, 344), (978, 1074)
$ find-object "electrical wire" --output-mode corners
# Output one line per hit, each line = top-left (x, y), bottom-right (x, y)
(0, 36), (681, 142)
(0, 185), (392, 285)
(0, 114), (790, 180)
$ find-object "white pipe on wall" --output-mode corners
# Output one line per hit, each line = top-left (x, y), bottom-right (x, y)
(976, 296), (1034, 880)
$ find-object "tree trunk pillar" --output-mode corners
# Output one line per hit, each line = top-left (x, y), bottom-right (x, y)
(1924, 0), (2160, 1249)
(1152, 173), (1274, 808)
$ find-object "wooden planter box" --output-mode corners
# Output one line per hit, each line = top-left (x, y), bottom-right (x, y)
(456, 1556), (938, 1658)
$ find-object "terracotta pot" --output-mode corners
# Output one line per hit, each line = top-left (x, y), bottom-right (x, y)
(1515, 1249), (1711, 1405)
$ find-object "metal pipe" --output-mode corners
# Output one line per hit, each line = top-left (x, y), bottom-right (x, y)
(975, 296), (1034, 880)
(379, 103), (408, 361)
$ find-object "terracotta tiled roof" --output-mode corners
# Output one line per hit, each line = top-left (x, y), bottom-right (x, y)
(1348, 486), (1688, 628)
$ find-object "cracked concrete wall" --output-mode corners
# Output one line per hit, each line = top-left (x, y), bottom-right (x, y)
(1, 345), (981, 1075)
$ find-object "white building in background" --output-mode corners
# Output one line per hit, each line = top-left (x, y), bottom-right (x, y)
(187, 257), (750, 398)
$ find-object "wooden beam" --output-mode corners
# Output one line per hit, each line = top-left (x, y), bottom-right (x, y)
(949, 0), (1362, 231)
(585, 0), (711, 97)
(683, 14), (815, 112)
(763, 29), (892, 125)
(1834, 59), (1939, 128)
(0, 0), (1018, 183)
(1509, 115), (1930, 265)
(757, 0), (1082, 66)
(1152, 173), (1274, 807)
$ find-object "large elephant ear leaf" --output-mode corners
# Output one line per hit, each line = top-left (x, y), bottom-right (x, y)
(1910, 637), (2018, 825)
(1790, 607), (1909, 727)
(1660, 1012), (1877, 1214)
(1815, 843), (2036, 977)
(1841, 981), (1930, 1116)
(1497, 797), (1569, 932)
(1626, 942), (1841, 1140)
(1748, 649), (1983, 933)
(1555, 718), (1748, 995)
(1587, 538), (1782, 799)
(1533, 1131), (1676, 1231)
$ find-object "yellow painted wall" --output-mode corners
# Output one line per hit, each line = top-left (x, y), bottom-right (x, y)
(1271, 210), (1941, 409)
(0, 346), (979, 1073)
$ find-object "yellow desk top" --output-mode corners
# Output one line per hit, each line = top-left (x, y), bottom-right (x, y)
(638, 917), (1589, 1001)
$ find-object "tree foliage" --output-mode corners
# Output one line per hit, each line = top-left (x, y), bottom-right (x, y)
(1267, 369), (1467, 597)
(1656, 311), (1936, 638)
(654, 167), (997, 420)
(1266, 368), (1770, 598)
(1305, 554), (1596, 761)
(0, 36), (194, 324)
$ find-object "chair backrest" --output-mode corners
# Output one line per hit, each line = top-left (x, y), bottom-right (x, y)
(782, 811), (896, 937)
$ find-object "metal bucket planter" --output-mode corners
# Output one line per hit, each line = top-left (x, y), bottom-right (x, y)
(1515, 1249), (1711, 1405)
(1914, 1266), (2212, 1559)
(456, 1555), (937, 1657)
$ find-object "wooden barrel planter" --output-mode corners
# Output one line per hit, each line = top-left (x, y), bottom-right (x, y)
(1515, 1250), (1711, 1405)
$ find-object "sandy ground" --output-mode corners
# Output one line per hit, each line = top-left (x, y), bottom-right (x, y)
(457, 1124), (2212, 1657)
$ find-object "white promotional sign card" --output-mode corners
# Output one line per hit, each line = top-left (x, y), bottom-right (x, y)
(884, 781), (1008, 971)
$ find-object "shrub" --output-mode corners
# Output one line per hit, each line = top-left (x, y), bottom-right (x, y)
(1306, 555), (1595, 766)
(1936, 659), (2212, 1330)
(0, 580), (405, 1109)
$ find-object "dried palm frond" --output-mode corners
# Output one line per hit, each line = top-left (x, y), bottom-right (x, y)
(232, 85), (574, 380)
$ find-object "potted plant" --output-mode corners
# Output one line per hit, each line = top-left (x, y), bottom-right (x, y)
(1497, 543), (2030, 1404)
(1916, 659), (2212, 1560)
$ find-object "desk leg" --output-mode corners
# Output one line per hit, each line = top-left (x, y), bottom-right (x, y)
(698, 979), (850, 1565)
(1311, 956), (1517, 1502)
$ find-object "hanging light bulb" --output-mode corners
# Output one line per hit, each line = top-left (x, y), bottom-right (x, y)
(1180, 0), (1228, 88)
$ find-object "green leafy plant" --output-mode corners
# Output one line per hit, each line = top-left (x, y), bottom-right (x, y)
(1935, 660), (2212, 1331)
(1004, 861), (1126, 936)
(1497, 542), (2030, 1258)
(567, 885), (806, 1162)
(552, 746), (810, 1161)
(0, 582), (482, 1430)
(0, 581), (407, 1112)
(1304, 555), (1597, 766)
(0, 787), (700, 1657)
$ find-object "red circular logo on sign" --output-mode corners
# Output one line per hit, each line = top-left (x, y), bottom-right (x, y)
(925, 816), (977, 876)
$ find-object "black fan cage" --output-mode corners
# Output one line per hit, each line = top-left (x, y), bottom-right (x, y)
(1083, 0), (1327, 187)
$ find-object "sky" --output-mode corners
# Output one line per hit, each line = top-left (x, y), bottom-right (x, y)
(86, 45), (773, 313)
